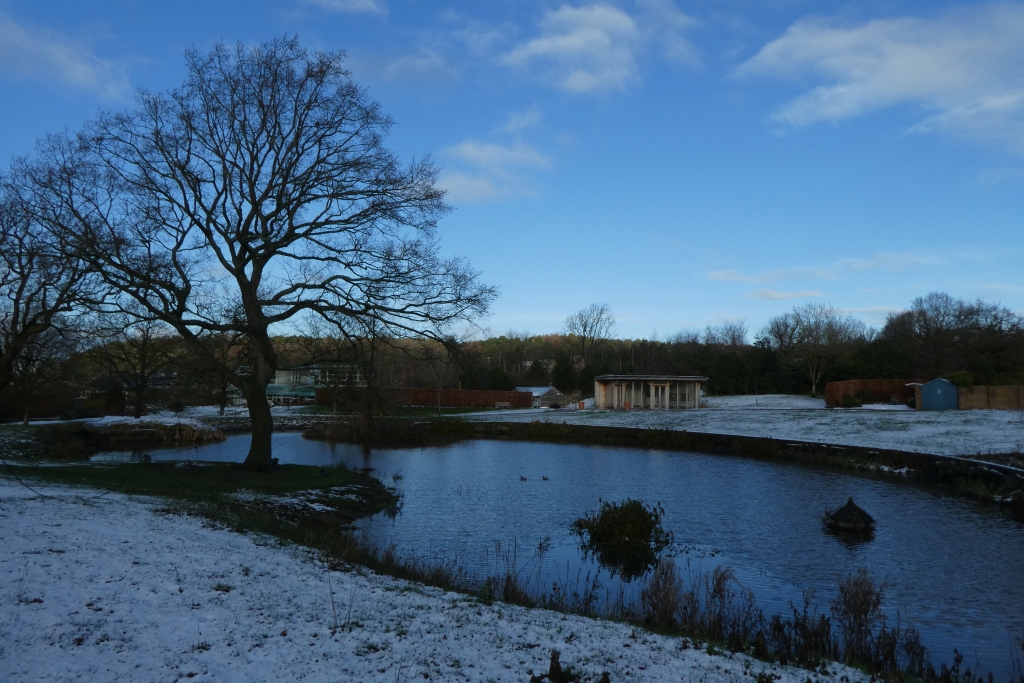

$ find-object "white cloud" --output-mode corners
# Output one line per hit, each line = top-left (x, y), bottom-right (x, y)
(302, 0), (386, 14)
(636, 0), (699, 67)
(439, 173), (506, 204)
(838, 251), (947, 272)
(842, 306), (902, 324)
(501, 105), (543, 133)
(441, 140), (550, 203)
(502, 2), (697, 94)
(446, 140), (550, 169)
(736, 4), (1024, 150)
(0, 15), (129, 99)
(710, 249), (976, 286)
(383, 51), (448, 81)
(749, 289), (823, 300)
(708, 266), (838, 283)
(503, 4), (640, 93)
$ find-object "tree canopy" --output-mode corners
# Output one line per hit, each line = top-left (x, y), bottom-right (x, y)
(29, 37), (494, 470)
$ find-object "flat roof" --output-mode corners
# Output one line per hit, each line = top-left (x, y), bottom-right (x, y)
(594, 374), (708, 382)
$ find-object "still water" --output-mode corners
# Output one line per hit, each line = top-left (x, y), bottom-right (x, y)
(99, 432), (1024, 675)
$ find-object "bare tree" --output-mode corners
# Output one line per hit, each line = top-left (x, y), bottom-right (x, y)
(564, 303), (615, 366)
(701, 319), (749, 347)
(85, 303), (176, 419)
(0, 174), (94, 393)
(35, 39), (494, 471)
(190, 332), (246, 416)
(6, 326), (74, 424)
(505, 329), (531, 383)
(761, 303), (865, 396)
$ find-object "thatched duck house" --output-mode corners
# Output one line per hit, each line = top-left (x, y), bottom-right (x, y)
(823, 497), (875, 532)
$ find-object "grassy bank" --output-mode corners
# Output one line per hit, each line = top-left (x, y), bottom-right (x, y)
(0, 421), (224, 460)
(2, 459), (397, 527)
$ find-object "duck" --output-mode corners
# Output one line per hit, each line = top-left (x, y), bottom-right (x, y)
(542, 476), (549, 481)
(520, 476), (527, 481)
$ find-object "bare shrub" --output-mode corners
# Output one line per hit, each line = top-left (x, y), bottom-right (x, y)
(640, 559), (683, 629)
(768, 590), (836, 667)
(832, 568), (885, 664)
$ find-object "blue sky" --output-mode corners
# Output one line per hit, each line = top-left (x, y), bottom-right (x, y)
(1, 0), (1022, 339)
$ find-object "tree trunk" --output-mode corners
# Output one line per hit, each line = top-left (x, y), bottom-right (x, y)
(243, 385), (274, 472)
(133, 388), (144, 418)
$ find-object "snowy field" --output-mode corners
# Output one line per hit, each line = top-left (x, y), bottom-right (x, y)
(0, 480), (868, 683)
(466, 395), (1024, 457)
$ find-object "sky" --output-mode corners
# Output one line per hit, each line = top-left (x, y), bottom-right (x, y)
(1, 0), (1022, 340)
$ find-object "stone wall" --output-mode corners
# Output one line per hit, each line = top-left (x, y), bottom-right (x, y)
(824, 379), (916, 408)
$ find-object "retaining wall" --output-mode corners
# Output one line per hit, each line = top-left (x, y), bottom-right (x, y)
(442, 421), (1024, 499)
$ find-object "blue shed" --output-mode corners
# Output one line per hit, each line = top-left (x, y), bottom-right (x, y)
(918, 378), (958, 411)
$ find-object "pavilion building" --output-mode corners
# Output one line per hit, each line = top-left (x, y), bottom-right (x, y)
(593, 374), (707, 410)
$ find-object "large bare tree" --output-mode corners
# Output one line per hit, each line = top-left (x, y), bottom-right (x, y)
(564, 303), (614, 367)
(35, 38), (494, 471)
(761, 303), (865, 396)
(0, 172), (94, 393)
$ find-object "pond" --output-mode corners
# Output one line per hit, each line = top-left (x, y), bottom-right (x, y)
(96, 432), (1024, 675)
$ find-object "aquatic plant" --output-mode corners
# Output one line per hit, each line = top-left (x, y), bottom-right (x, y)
(832, 569), (885, 664)
(570, 498), (673, 581)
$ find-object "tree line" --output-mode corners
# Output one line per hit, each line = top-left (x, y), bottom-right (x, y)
(458, 294), (1024, 398)
(6, 292), (1021, 429)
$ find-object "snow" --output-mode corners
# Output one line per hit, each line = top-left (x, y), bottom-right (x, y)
(0, 479), (868, 683)
(20, 405), (314, 428)
(466, 394), (1024, 457)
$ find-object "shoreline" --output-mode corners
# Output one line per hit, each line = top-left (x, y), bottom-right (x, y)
(0, 480), (871, 683)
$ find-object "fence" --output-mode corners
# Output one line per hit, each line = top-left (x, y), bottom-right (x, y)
(316, 387), (532, 409)
(958, 385), (1023, 410)
(824, 379), (917, 408)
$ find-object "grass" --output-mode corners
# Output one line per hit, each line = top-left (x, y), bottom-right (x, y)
(3, 461), (397, 524)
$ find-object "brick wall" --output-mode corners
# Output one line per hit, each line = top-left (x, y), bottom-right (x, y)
(959, 385), (1023, 410)
(396, 388), (533, 409)
(316, 387), (534, 409)
(824, 379), (917, 408)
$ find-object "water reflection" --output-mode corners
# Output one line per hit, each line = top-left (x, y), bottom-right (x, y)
(94, 433), (1024, 675)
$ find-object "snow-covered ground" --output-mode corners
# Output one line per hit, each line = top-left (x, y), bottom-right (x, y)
(465, 395), (1024, 457)
(19, 404), (314, 428)
(0, 480), (866, 683)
